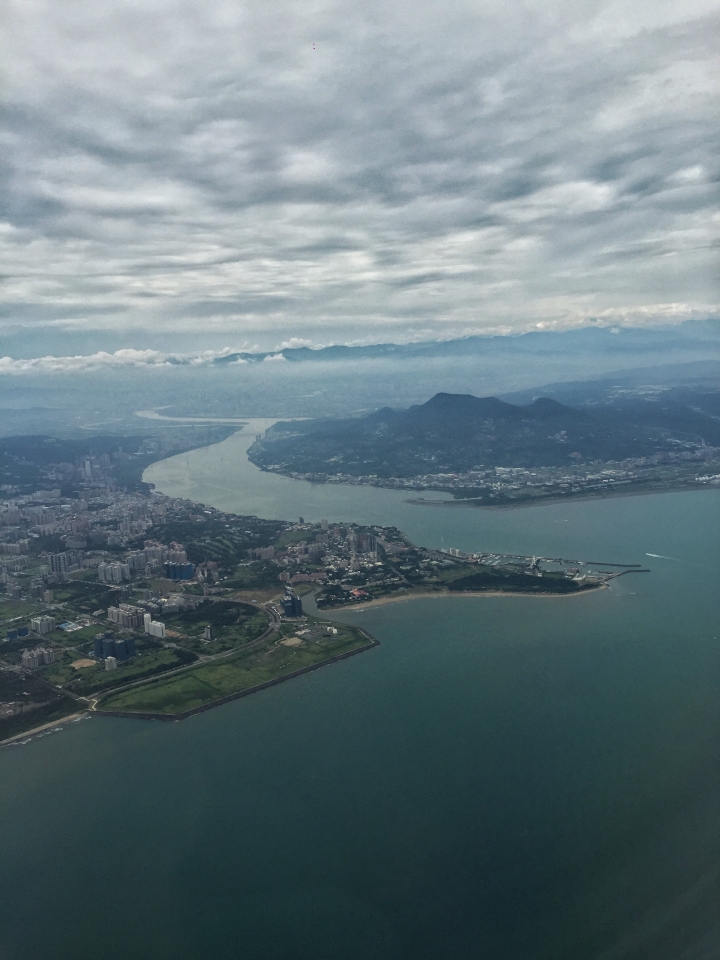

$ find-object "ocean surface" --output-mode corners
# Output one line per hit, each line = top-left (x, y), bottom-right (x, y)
(1, 424), (718, 960)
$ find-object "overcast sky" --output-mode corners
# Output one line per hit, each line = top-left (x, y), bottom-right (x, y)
(1, 0), (718, 353)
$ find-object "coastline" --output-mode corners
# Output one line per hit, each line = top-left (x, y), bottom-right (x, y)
(407, 482), (719, 512)
(94, 631), (379, 722)
(0, 711), (87, 749)
(321, 583), (607, 612)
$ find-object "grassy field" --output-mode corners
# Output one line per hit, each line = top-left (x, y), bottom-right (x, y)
(225, 560), (282, 593)
(442, 567), (597, 594)
(229, 587), (282, 604)
(64, 646), (197, 696)
(0, 599), (44, 623)
(97, 623), (372, 716)
(162, 600), (270, 654)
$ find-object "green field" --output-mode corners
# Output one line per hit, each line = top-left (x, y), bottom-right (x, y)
(225, 561), (282, 592)
(162, 600), (270, 654)
(0, 599), (43, 623)
(443, 567), (597, 594)
(64, 646), (197, 696)
(98, 623), (372, 716)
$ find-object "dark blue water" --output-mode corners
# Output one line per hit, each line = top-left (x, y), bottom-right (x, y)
(1, 434), (718, 960)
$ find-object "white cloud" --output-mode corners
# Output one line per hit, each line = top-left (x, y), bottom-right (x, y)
(275, 338), (313, 350)
(0, 347), (245, 375)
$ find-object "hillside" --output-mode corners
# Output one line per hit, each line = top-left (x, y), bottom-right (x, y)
(248, 390), (720, 478)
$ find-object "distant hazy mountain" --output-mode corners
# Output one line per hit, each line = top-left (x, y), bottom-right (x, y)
(216, 320), (720, 366)
(500, 359), (720, 407)
(249, 386), (720, 476)
(2, 320), (718, 438)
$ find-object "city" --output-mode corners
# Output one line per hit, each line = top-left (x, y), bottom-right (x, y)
(2, 437), (650, 739)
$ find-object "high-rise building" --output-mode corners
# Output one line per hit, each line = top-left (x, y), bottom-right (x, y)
(102, 636), (116, 659)
(166, 543), (187, 563)
(21, 647), (54, 668)
(144, 541), (166, 562)
(107, 603), (144, 629)
(30, 615), (55, 635)
(357, 534), (377, 554)
(94, 632), (135, 660)
(281, 588), (303, 618)
(98, 562), (130, 583)
(49, 552), (69, 575)
(126, 551), (147, 573)
(105, 656), (117, 671)
(144, 613), (166, 638)
(164, 561), (194, 580)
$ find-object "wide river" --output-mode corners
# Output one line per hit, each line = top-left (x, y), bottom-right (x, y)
(1, 422), (719, 960)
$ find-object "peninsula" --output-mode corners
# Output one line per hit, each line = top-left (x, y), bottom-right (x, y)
(1, 434), (644, 740)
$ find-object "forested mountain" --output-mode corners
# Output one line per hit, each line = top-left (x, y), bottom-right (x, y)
(249, 389), (720, 477)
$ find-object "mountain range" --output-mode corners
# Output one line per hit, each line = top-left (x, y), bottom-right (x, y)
(249, 386), (720, 476)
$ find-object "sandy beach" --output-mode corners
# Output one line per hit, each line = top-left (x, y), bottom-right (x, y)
(322, 583), (606, 612)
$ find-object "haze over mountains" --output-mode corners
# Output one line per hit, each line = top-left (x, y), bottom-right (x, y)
(250, 382), (720, 476)
(1, 320), (719, 438)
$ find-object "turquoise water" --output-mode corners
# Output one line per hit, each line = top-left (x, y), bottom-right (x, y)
(1, 429), (718, 959)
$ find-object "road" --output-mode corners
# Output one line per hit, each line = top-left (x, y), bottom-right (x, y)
(84, 600), (283, 707)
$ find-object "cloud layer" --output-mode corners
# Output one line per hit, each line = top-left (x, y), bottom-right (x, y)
(0, 347), (243, 375)
(1, 0), (718, 346)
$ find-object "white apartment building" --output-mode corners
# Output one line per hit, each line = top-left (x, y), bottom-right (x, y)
(143, 613), (166, 639)
(97, 561), (130, 583)
(30, 615), (56, 635)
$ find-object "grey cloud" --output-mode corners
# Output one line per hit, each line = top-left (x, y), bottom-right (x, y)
(0, 0), (718, 349)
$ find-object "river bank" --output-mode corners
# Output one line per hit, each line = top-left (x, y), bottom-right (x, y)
(406, 480), (719, 511)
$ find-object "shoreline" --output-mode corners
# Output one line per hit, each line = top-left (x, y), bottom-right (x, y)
(321, 583), (607, 612)
(0, 711), (87, 749)
(407, 482), (719, 512)
(94, 631), (379, 722)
